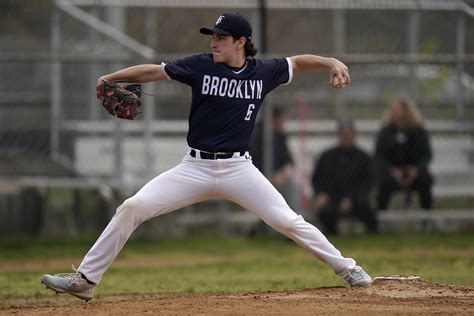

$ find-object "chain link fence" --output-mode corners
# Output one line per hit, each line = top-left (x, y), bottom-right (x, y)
(1, 0), (473, 236)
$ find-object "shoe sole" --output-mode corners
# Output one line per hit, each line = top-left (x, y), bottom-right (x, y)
(41, 279), (92, 302)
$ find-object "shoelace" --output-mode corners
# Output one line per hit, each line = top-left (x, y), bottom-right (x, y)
(55, 265), (84, 284)
(340, 266), (363, 280)
(347, 270), (364, 281)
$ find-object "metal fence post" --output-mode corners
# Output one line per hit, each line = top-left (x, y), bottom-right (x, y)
(258, 0), (267, 55)
(408, 9), (420, 99)
(333, 9), (347, 116)
(50, 4), (62, 162)
(258, 1), (273, 180)
(143, 8), (156, 181)
(89, 6), (101, 120)
(456, 12), (466, 122)
(105, 5), (125, 188)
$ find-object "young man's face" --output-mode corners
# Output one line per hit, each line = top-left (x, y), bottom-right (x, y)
(210, 34), (243, 63)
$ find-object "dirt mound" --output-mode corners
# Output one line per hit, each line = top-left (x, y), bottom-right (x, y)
(3, 278), (473, 315)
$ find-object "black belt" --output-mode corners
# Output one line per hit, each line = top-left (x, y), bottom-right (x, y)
(190, 149), (245, 160)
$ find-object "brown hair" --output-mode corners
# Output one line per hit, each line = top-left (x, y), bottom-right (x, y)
(233, 36), (258, 57)
(383, 97), (424, 129)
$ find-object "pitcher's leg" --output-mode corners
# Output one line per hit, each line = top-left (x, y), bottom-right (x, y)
(256, 193), (355, 274)
(79, 161), (213, 284)
(221, 164), (356, 275)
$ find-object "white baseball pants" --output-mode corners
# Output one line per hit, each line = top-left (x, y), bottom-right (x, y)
(78, 151), (356, 284)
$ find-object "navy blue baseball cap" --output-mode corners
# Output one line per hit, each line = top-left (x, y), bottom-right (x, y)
(200, 13), (252, 40)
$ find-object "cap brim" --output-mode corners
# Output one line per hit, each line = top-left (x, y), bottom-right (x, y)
(200, 27), (231, 36)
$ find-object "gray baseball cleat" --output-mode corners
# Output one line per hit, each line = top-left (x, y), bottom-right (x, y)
(341, 266), (373, 287)
(40, 265), (96, 302)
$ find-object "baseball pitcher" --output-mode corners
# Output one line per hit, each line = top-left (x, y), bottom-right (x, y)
(41, 13), (372, 301)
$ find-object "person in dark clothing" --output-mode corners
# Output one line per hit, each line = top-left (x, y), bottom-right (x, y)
(375, 97), (433, 210)
(312, 119), (378, 235)
(252, 106), (297, 208)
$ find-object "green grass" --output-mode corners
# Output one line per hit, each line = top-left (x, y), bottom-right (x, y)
(0, 234), (473, 300)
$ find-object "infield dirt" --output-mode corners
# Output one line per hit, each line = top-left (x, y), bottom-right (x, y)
(3, 278), (473, 315)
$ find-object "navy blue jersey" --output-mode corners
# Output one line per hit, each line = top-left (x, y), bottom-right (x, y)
(164, 54), (292, 152)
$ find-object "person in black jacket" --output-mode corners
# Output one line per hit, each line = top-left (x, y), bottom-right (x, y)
(252, 106), (297, 208)
(312, 119), (377, 235)
(375, 97), (433, 210)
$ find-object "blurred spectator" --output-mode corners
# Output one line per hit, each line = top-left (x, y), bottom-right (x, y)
(311, 119), (377, 235)
(375, 97), (433, 210)
(252, 106), (298, 209)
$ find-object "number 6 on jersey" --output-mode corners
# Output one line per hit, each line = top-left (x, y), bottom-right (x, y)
(245, 104), (255, 121)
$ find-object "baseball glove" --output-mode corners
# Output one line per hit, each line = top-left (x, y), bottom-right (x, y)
(96, 81), (142, 120)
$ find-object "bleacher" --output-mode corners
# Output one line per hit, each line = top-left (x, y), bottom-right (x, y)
(1, 1), (474, 237)
(47, 118), (473, 235)
(0, 115), (472, 235)
(285, 119), (474, 233)
(286, 119), (474, 200)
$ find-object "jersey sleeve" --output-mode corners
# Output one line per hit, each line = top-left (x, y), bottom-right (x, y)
(262, 57), (293, 93)
(163, 54), (202, 86)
